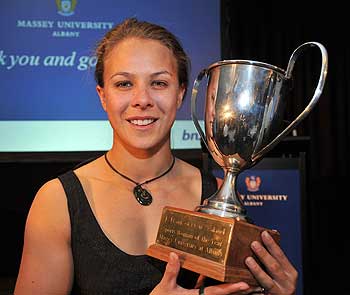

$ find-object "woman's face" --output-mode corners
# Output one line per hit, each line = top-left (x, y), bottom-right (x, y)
(97, 37), (185, 154)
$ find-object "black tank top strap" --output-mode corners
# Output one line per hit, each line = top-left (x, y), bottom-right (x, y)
(57, 170), (86, 228)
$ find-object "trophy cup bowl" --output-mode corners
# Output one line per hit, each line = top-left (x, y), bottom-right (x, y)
(147, 42), (328, 285)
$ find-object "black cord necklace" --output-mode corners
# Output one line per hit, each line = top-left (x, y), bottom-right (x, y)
(104, 153), (176, 206)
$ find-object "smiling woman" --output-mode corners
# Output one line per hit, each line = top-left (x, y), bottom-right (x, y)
(13, 18), (297, 295)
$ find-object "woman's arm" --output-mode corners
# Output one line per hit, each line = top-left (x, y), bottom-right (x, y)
(14, 179), (74, 295)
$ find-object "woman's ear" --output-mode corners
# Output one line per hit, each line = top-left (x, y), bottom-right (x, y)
(176, 85), (186, 109)
(96, 85), (107, 111)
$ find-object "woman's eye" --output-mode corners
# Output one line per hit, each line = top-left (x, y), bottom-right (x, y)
(115, 81), (132, 88)
(151, 80), (168, 88)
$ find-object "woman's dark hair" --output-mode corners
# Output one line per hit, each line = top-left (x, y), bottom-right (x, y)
(94, 18), (191, 97)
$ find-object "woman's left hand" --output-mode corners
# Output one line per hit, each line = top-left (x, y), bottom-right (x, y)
(244, 231), (298, 295)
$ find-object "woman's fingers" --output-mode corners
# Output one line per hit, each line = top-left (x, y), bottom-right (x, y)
(261, 231), (298, 281)
(244, 231), (298, 294)
(251, 240), (286, 279)
(160, 252), (181, 288)
(245, 255), (275, 291)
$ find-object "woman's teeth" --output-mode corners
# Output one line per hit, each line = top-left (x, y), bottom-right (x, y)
(130, 119), (155, 126)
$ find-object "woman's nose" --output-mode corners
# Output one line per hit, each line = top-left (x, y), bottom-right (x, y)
(131, 85), (154, 109)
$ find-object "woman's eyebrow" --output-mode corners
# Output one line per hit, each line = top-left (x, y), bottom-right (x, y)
(109, 72), (131, 80)
(151, 70), (173, 77)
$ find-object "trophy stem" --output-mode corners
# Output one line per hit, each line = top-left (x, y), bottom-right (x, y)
(196, 169), (248, 220)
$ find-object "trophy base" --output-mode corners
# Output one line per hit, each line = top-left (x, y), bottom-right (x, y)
(147, 206), (280, 286)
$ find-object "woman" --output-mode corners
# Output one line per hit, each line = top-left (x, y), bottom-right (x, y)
(14, 18), (297, 295)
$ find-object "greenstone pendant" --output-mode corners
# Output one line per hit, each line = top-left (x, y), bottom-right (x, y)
(133, 185), (153, 206)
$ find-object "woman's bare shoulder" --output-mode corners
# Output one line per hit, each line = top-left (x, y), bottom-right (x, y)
(34, 177), (66, 205)
(27, 177), (70, 237)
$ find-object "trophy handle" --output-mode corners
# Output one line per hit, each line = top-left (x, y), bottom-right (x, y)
(191, 69), (210, 151)
(252, 42), (328, 162)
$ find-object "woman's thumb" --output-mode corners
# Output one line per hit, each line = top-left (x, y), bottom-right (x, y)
(161, 252), (181, 286)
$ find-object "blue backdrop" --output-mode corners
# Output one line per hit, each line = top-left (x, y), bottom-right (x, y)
(212, 158), (304, 295)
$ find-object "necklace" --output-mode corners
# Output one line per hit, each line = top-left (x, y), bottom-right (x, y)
(104, 153), (176, 206)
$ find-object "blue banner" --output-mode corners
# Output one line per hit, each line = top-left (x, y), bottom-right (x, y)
(212, 158), (304, 294)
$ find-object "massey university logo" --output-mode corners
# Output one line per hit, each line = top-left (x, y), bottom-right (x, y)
(245, 175), (261, 192)
(56, 0), (77, 16)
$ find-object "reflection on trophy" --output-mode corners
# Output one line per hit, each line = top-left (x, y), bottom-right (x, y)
(147, 42), (328, 285)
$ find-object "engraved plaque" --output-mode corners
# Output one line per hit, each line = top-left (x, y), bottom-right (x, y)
(156, 208), (232, 264)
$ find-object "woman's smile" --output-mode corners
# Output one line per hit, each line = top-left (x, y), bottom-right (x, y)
(127, 117), (158, 128)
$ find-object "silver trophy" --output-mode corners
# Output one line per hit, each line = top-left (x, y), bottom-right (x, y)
(147, 42), (328, 284)
(191, 42), (328, 220)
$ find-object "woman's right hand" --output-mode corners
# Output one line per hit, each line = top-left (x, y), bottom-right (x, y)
(150, 252), (250, 295)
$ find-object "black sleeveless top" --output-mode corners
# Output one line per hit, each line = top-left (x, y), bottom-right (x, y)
(58, 168), (217, 295)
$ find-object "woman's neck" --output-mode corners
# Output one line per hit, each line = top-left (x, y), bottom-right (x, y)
(106, 143), (174, 184)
